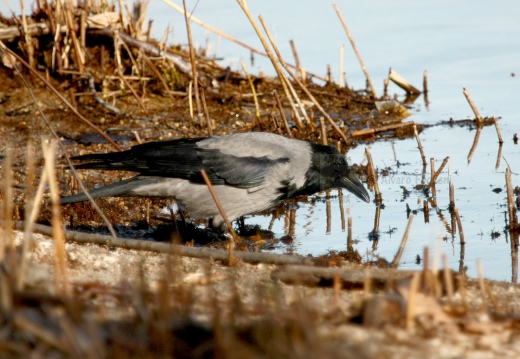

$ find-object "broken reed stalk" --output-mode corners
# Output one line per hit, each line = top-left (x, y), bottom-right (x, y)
(289, 39), (303, 80)
(333, 3), (377, 98)
(142, 54), (176, 103)
(273, 90), (293, 138)
(117, 72), (149, 115)
(449, 181), (455, 210)
(20, 0), (35, 68)
(183, 0), (202, 124)
(256, 17), (310, 127)
(423, 70), (429, 95)
(467, 125), (482, 164)
(429, 158), (437, 202)
(236, 2), (304, 129)
(365, 148), (381, 203)
(347, 216), (352, 250)
(257, 15), (352, 144)
(200, 170), (237, 265)
(454, 207), (465, 245)
(351, 121), (415, 137)
(426, 156), (449, 191)
(423, 200), (429, 223)
(413, 124), (427, 167)
(42, 140), (71, 297)
(188, 81), (194, 120)
(1, 47), (122, 151)
(339, 189), (346, 231)
(64, 2), (84, 73)
(319, 117), (328, 145)
(505, 167), (519, 230)
(200, 90), (213, 136)
(495, 143), (503, 171)
(241, 60), (261, 125)
(388, 69), (420, 94)
(164, 0), (327, 82)
(492, 116), (504, 144)
(463, 86), (483, 124)
(391, 214), (415, 268)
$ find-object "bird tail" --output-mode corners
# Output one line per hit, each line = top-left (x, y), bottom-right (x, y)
(60, 176), (155, 204)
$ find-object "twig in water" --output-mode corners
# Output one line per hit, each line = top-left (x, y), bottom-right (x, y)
(492, 116), (504, 144)
(333, 3), (377, 98)
(413, 124), (427, 167)
(505, 166), (519, 230)
(423, 200), (429, 223)
(463, 86), (482, 125)
(388, 69), (420, 94)
(365, 148), (381, 203)
(351, 121), (416, 137)
(467, 125), (482, 164)
(200, 170), (237, 265)
(426, 156), (449, 191)
(391, 214), (415, 268)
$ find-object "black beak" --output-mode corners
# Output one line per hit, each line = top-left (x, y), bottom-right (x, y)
(342, 171), (370, 203)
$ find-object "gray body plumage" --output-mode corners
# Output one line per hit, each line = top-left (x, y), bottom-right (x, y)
(61, 132), (370, 227)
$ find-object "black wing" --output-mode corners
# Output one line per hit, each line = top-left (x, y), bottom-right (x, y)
(73, 138), (288, 188)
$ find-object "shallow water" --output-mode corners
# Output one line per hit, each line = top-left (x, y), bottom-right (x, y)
(3, 1), (519, 281)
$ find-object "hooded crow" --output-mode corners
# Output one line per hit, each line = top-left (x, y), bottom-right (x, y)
(61, 132), (370, 228)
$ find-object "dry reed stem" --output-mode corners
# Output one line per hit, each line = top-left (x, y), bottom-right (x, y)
(200, 90), (213, 137)
(351, 121), (416, 137)
(463, 86), (482, 124)
(449, 181), (455, 210)
(188, 80), (194, 120)
(347, 216), (353, 251)
(19, 0), (35, 68)
(339, 189), (346, 232)
(163, 0), (327, 82)
(493, 116), (504, 144)
(326, 195), (332, 233)
(423, 200), (429, 223)
(333, 4), (377, 98)
(495, 144), (503, 171)
(505, 167), (518, 230)
(406, 272), (420, 332)
(413, 124), (427, 167)
(467, 125), (482, 164)
(388, 69), (420, 94)
(365, 147), (381, 203)
(442, 254), (454, 302)
(423, 70), (429, 95)
(319, 117), (328, 145)
(2, 47), (122, 151)
(142, 54), (176, 102)
(42, 140), (71, 297)
(183, 0), (202, 124)
(200, 170), (237, 265)
(454, 207), (465, 245)
(429, 157), (437, 202)
(426, 156), (449, 191)
(289, 39), (303, 81)
(64, 2), (84, 73)
(273, 90), (293, 138)
(257, 15), (353, 143)
(245, 13), (304, 129)
(117, 72), (149, 115)
(241, 60), (261, 125)
(391, 214), (414, 268)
